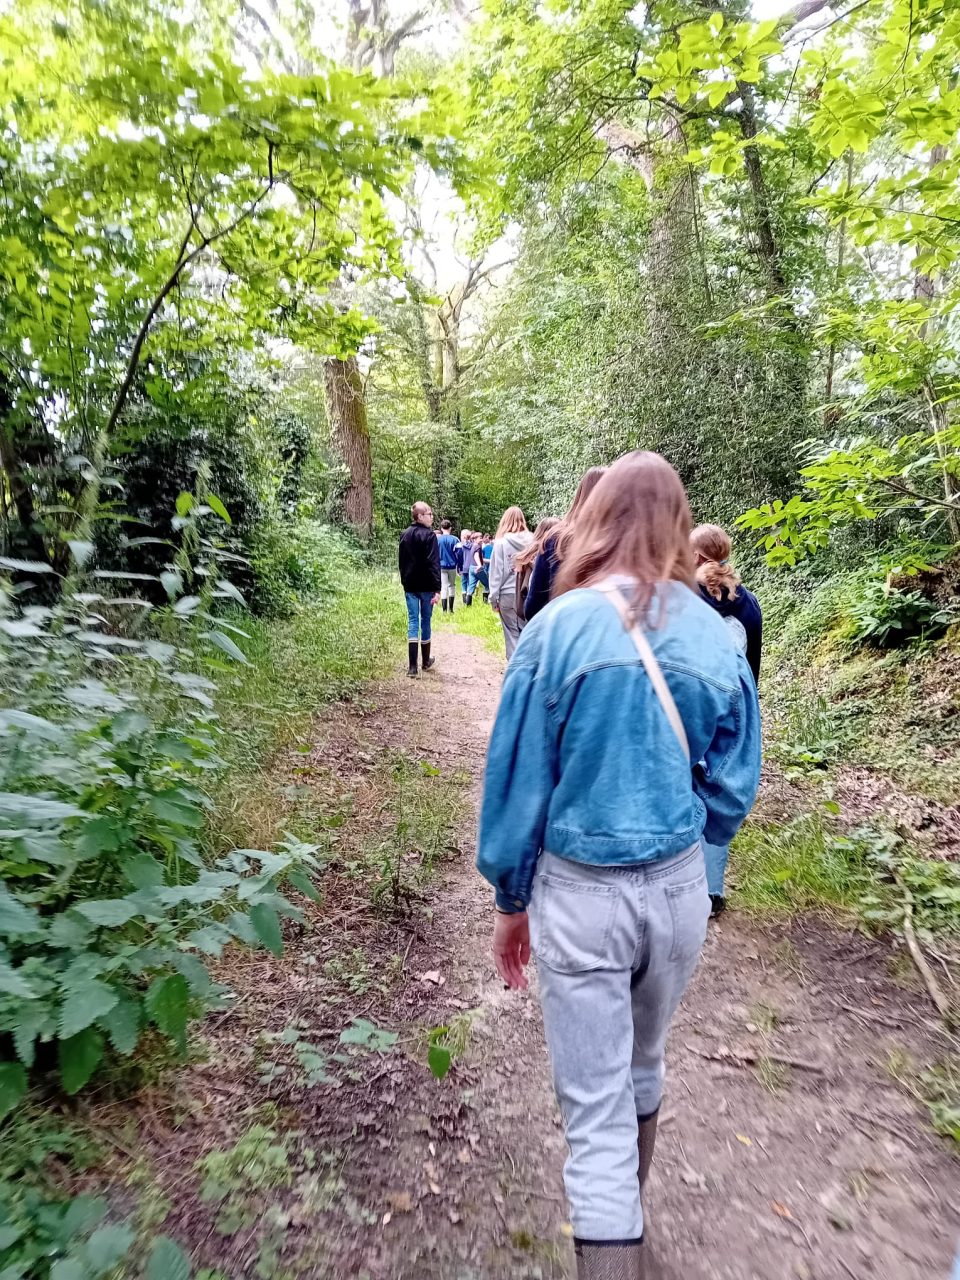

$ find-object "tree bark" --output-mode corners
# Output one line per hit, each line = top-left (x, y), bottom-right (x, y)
(914, 144), (960, 544)
(736, 81), (788, 298)
(0, 377), (49, 562)
(324, 356), (373, 537)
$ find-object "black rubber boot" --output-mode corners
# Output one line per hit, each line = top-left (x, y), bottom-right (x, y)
(466, 594), (473, 606)
(407, 641), (419, 678)
(575, 1239), (645, 1280)
(637, 1108), (659, 1193)
(421, 642), (435, 671)
(441, 598), (447, 613)
(448, 596), (454, 614)
(710, 894), (726, 919)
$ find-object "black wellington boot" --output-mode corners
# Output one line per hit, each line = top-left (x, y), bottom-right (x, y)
(407, 641), (419, 678)
(638, 1107), (659, 1193)
(448, 596), (454, 614)
(421, 642), (436, 671)
(466, 594), (473, 606)
(575, 1239), (645, 1280)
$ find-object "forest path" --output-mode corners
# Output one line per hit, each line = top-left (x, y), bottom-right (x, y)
(157, 621), (958, 1279)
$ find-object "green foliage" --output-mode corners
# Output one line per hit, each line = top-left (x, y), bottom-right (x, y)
(731, 811), (874, 914)
(0, 536), (322, 1108)
(845, 581), (958, 648)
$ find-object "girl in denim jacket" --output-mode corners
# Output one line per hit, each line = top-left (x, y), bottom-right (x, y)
(477, 452), (761, 1280)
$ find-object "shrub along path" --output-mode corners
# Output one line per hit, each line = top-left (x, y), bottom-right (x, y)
(114, 623), (957, 1278)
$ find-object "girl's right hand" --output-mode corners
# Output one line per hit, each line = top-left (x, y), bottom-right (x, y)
(493, 910), (530, 989)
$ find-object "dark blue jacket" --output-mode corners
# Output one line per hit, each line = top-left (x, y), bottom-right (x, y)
(523, 537), (558, 621)
(438, 533), (459, 570)
(699, 584), (762, 684)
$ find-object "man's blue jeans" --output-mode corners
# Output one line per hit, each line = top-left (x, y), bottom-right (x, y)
(467, 567), (489, 598)
(405, 591), (434, 642)
(702, 840), (729, 896)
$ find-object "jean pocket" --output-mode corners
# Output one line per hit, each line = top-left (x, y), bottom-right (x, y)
(530, 873), (618, 974)
(665, 873), (710, 963)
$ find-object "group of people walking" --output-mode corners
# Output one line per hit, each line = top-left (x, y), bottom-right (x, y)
(399, 453), (763, 1279)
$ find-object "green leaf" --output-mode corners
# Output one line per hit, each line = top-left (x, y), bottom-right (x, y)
(59, 1028), (104, 1094)
(286, 868), (320, 903)
(83, 1223), (135, 1272)
(0, 956), (37, 999)
(201, 630), (250, 665)
(67, 539), (95, 567)
(339, 1019), (398, 1052)
(62, 1196), (107, 1237)
(175, 492), (194, 518)
(427, 1043), (451, 1081)
(59, 979), (119, 1039)
(75, 817), (124, 860)
(187, 924), (232, 956)
(205, 493), (232, 523)
(0, 884), (42, 938)
(0, 1062), (27, 1125)
(145, 974), (189, 1052)
(148, 792), (203, 828)
(99, 995), (141, 1056)
(0, 556), (55, 574)
(146, 1236), (191, 1280)
(123, 853), (165, 889)
(12, 1003), (49, 1067)
(74, 899), (138, 928)
(249, 903), (283, 956)
(49, 1261), (86, 1280)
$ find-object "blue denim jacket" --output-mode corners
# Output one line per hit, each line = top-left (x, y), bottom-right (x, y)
(476, 582), (762, 912)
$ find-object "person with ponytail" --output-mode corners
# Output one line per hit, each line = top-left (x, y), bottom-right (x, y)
(477, 454), (761, 1279)
(690, 523), (763, 916)
(523, 467), (607, 621)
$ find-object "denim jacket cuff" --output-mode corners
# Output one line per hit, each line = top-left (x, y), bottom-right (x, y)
(495, 889), (527, 913)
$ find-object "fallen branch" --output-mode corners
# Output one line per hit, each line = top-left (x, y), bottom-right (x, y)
(685, 1043), (824, 1074)
(893, 872), (953, 1025)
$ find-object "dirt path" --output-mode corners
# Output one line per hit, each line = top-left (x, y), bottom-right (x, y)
(131, 626), (958, 1279)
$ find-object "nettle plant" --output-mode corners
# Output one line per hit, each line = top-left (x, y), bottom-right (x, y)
(0, 495), (320, 1120)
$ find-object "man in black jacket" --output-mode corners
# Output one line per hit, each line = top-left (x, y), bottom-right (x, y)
(399, 501), (441, 677)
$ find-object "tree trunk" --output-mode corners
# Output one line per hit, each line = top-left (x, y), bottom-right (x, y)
(324, 356), (373, 537)
(914, 145), (960, 544)
(736, 81), (788, 298)
(0, 378), (49, 562)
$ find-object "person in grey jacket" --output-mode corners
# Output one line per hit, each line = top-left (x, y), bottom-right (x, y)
(488, 506), (532, 660)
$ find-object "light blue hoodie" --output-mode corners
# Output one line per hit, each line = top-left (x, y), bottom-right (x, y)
(477, 581), (761, 912)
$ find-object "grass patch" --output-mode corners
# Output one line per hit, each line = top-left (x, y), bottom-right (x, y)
(208, 566), (403, 851)
(731, 813), (871, 914)
(366, 752), (463, 912)
(218, 567), (404, 773)
(447, 595), (505, 655)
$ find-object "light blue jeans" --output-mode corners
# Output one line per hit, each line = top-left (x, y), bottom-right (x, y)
(529, 845), (710, 1242)
(404, 591), (434, 641)
(702, 840), (729, 896)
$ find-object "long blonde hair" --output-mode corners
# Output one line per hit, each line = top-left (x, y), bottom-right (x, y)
(691, 523), (741, 601)
(554, 452), (695, 624)
(495, 506), (529, 538)
(552, 466), (607, 563)
(514, 516), (560, 572)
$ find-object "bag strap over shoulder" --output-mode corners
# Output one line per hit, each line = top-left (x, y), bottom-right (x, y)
(595, 583), (691, 764)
